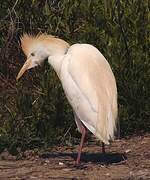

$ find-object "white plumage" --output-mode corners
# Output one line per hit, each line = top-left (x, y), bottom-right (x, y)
(59, 44), (117, 144)
(16, 33), (118, 164)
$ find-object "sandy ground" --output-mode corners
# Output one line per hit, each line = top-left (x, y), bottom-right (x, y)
(0, 134), (150, 180)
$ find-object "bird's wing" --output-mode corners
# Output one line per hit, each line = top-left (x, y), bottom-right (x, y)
(68, 44), (117, 143)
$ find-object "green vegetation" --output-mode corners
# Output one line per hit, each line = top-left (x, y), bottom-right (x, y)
(0, 0), (149, 153)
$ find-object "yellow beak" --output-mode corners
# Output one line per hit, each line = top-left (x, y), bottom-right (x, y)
(16, 59), (31, 81)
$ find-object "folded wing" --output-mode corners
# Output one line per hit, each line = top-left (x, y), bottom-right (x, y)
(68, 44), (117, 144)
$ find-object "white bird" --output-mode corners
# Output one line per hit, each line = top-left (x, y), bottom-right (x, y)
(16, 33), (118, 164)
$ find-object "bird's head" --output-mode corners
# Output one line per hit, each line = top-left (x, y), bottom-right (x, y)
(16, 33), (69, 80)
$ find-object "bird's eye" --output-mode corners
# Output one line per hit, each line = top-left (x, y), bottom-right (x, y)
(31, 53), (35, 56)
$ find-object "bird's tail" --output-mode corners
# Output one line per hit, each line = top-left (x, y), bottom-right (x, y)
(95, 92), (118, 144)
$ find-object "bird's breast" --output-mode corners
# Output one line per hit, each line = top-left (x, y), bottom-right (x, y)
(60, 54), (97, 133)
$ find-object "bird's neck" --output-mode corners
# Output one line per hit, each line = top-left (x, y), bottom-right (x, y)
(47, 43), (69, 78)
(48, 54), (66, 78)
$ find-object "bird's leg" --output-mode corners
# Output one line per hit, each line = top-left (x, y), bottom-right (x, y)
(76, 124), (87, 165)
(102, 142), (105, 154)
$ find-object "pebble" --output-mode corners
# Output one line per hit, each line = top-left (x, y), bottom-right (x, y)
(59, 162), (64, 165)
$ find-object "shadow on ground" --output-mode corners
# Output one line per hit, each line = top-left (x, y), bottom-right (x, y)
(40, 152), (127, 165)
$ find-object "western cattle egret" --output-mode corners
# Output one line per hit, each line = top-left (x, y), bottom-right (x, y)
(16, 33), (118, 164)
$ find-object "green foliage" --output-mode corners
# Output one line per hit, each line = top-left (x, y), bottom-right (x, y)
(0, 0), (149, 152)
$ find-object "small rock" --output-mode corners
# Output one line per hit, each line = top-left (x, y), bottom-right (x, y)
(125, 149), (131, 153)
(45, 159), (50, 163)
(106, 173), (110, 176)
(129, 171), (134, 176)
(30, 176), (37, 179)
(63, 168), (71, 171)
(141, 141), (147, 144)
(59, 162), (64, 165)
